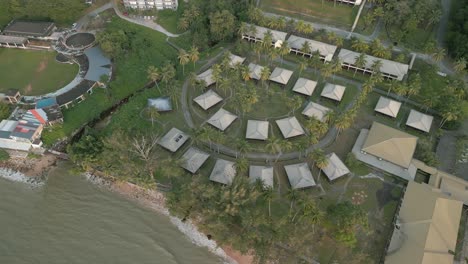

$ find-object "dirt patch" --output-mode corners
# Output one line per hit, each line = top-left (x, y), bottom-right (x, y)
(36, 59), (48, 73)
(223, 245), (254, 264)
(24, 83), (32, 94)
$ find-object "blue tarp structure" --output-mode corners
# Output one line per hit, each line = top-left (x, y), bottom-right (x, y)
(84, 47), (111, 82)
(35, 97), (57, 109)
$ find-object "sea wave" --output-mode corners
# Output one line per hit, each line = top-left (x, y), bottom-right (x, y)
(0, 167), (44, 187)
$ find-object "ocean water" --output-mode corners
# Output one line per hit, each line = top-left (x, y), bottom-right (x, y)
(0, 166), (222, 264)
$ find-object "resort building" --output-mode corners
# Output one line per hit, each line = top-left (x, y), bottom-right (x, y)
(292, 78), (318, 96)
(322, 153), (350, 181)
(180, 147), (210, 174)
(406, 110), (433, 133)
(338, 49), (409, 81)
(269, 67), (293, 85)
(197, 69), (216, 87)
(284, 163), (316, 189)
(321, 83), (346, 102)
(287, 35), (337, 62)
(35, 98), (64, 125)
(248, 63), (265, 80)
(246, 120), (269, 140)
(210, 159), (236, 185)
(386, 181), (462, 264)
(193, 90), (223, 110)
(2, 20), (55, 39)
(352, 122), (418, 180)
(374, 96), (402, 118)
(242, 24), (287, 48)
(276, 117), (305, 139)
(207, 108), (238, 131)
(302, 102), (331, 122)
(0, 35), (28, 49)
(158, 127), (189, 153)
(249, 166), (274, 188)
(122, 0), (178, 10)
(1, 89), (22, 104)
(0, 118), (44, 152)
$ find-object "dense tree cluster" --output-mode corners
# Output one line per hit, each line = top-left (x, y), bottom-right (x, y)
(0, 0), (86, 26)
(446, 0), (468, 62)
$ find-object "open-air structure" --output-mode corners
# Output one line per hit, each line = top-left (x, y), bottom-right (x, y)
(276, 117), (305, 139)
(302, 102), (331, 122)
(284, 163), (316, 189)
(228, 54), (246, 68)
(197, 69), (216, 87)
(193, 89), (223, 110)
(292, 78), (318, 96)
(0, 35), (28, 49)
(246, 120), (269, 140)
(207, 108), (238, 131)
(148, 97), (172, 111)
(406, 110), (433, 133)
(321, 83), (346, 102)
(249, 165), (274, 188)
(158, 127), (189, 153)
(322, 153), (350, 181)
(386, 181), (462, 264)
(269, 67), (293, 85)
(338, 49), (409, 81)
(209, 159), (236, 185)
(241, 24), (287, 48)
(287, 35), (337, 62)
(248, 63), (265, 80)
(180, 147), (210, 173)
(374, 96), (402, 118)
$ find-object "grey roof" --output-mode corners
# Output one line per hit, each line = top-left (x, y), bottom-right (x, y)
(248, 63), (265, 80)
(244, 24), (287, 43)
(269, 67), (293, 85)
(193, 89), (223, 110)
(276, 117), (305, 138)
(406, 110), (434, 133)
(56, 80), (96, 106)
(302, 102), (331, 122)
(197, 69), (215, 87)
(249, 166), (274, 188)
(321, 83), (346, 101)
(3, 20), (55, 37)
(229, 54), (246, 67)
(338, 49), (409, 81)
(42, 105), (63, 123)
(0, 35), (27, 44)
(288, 35), (337, 62)
(158, 127), (189, 152)
(84, 47), (112, 82)
(180, 147), (210, 173)
(292, 78), (318, 96)
(207, 108), (238, 131)
(284, 163), (316, 189)
(148, 97), (172, 111)
(322, 153), (350, 181)
(374, 96), (401, 118)
(246, 120), (269, 140)
(209, 159), (236, 185)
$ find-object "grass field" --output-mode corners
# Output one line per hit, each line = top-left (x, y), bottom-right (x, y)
(0, 49), (78, 96)
(260, 0), (358, 28)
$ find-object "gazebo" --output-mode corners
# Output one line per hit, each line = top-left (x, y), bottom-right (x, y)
(197, 69), (216, 87)
(180, 147), (210, 173)
(158, 127), (189, 153)
(406, 110), (433, 133)
(284, 163), (316, 189)
(321, 83), (346, 102)
(193, 89), (223, 110)
(249, 165), (274, 188)
(302, 102), (331, 122)
(322, 153), (350, 181)
(269, 67), (293, 85)
(292, 78), (318, 96)
(374, 96), (401, 118)
(248, 63), (265, 80)
(210, 159), (236, 185)
(276, 117), (305, 139)
(246, 120), (269, 140)
(207, 108), (238, 131)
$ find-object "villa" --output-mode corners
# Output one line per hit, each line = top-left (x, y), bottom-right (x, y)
(248, 63), (265, 80)
(322, 153), (350, 181)
(302, 102), (331, 122)
(406, 110), (434, 133)
(246, 120), (269, 140)
(249, 165), (274, 188)
(321, 83), (346, 102)
(374, 96), (402, 118)
(284, 163), (316, 189)
(292, 78), (318, 96)
(193, 90), (223, 110)
(210, 159), (236, 185)
(207, 108), (238, 131)
(269, 67), (293, 85)
(276, 117), (305, 139)
(158, 127), (189, 153)
(180, 147), (210, 174)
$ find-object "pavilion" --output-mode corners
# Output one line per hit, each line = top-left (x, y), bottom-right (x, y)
(197, 69), (216, 87)
(292, 78), (318, 96)
(406, 110), (433, 133)
(180, 147), (210, 173)
(249, 165), (274, 188)
(322, 153), (350, 181)
(321, 83), (346, 102)
(210, 159), (236, 185)
(269, 67), (293, 85)
(284, 163), (316, 189)
(193, 90), (223, 110)
(276, 117), (305, 139)
(302, 102), (331, 122)
(374, 96), (401, 118)
(207, 108), (238, 131)
(158, 127), (189, 153)
(246, 120), (269, 140)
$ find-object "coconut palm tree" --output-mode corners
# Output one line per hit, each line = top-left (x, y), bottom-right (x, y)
(371, 59), (383, 75)
(354, 53), (367, 76)
(454, 57), (467, 74)
(351, 38), (369, 53)
(263, 187), (274, 217)
(279, 41), (290, 64)
(212, 64), (222, 88)
(253, 44), (263, 62)
(218, 78), (230, 95)
(266, 136), (281, 154)
(298, 58), (307, 76)
(188, 46), (200, 68)
(276, 16), (286, 30)
(315, 152), (329, 181)
(178, 49), (190, 75)
(161, 63), (176, 90)
(238, 22), (248, 36)
(147, 107), (160, 127)
(235, 157), (249, 175)
(308, 148), (324, 169)
(432, 47), (446, 63)
(301, 200), (324, 233)
(147, 65), (161, 91)
(236, 139), (251, 158)
(286, 188), (299, 214)
(167, 86), (181, 109)
(303, 24), (313, 35)
(260, 66), (271, 89)
(177, 18), (189, 31)
(262, 31), (273, 49)
(334, 114), (351, 138)
(300, 41), (311, 57)
(240, 65), (251, 83)
(295, 20), (306, 34)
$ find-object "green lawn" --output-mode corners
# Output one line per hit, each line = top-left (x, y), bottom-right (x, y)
(0, 49), (78, 96)
(259, 0), (358, 28)
(155, 0), (185, 35)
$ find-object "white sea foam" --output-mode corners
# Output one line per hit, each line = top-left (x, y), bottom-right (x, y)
(0, 167), (44, 187)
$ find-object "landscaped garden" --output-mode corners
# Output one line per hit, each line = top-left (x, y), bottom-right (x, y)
(0, 49), (78, 95)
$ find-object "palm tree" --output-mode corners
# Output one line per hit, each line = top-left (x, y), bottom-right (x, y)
(324, 110), (336, 125)
(240, 65), (251, 83)
(188, 46), (200, 68)
(321, 63), (334, 80)
(238, 22), (248, 36)
(432, 47), (446, 63)
(310, 51), (323, 70)
(326, 32), (337, 44)
(260, 66), (271, 89)
(335, 114), (351, 138)
(212, 64), (222, 88)
(218, 78), (230, 95)
(301, 200), (324, 233)
(298, 58), (307, 76)
(266, 136), (281, 154)
(334, 36), (344, 47)
(371, 59), (383, 75)
(276, 16), (286, 30)
(147, 65), (161, 91)
(235, 157), (249, 175)
(177, 18), (189, 31)
(286, 188), (299, 214)
(426, 9), (442, 30)
(354, 53), (367, 76)
(269, 48), (279, 66)
(422, 95), (439, 113)
(147, 107), (160, 127)
(263, 187), (274, 217)
(295, 20), (306, 34)
(178, 49), (190, 75)
(279, 41), (290, 64)
(300, 41), (311, 57)
(167, 86), (181, 109)
(253, 44), (263, 62)
(303, 24), (313, 35)
(236, 139), (251, 158)
(351, 38), (369, 53)
(440, 108), (459, 128)
(315, 153), (329, 181)
(454, 57), (466, 74)
(262, 31), (273, 49)
(394, 83), (407, 100)
(308, 148), (324, 168)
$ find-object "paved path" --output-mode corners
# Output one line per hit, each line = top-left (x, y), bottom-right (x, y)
(76, 2), (113, 30)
